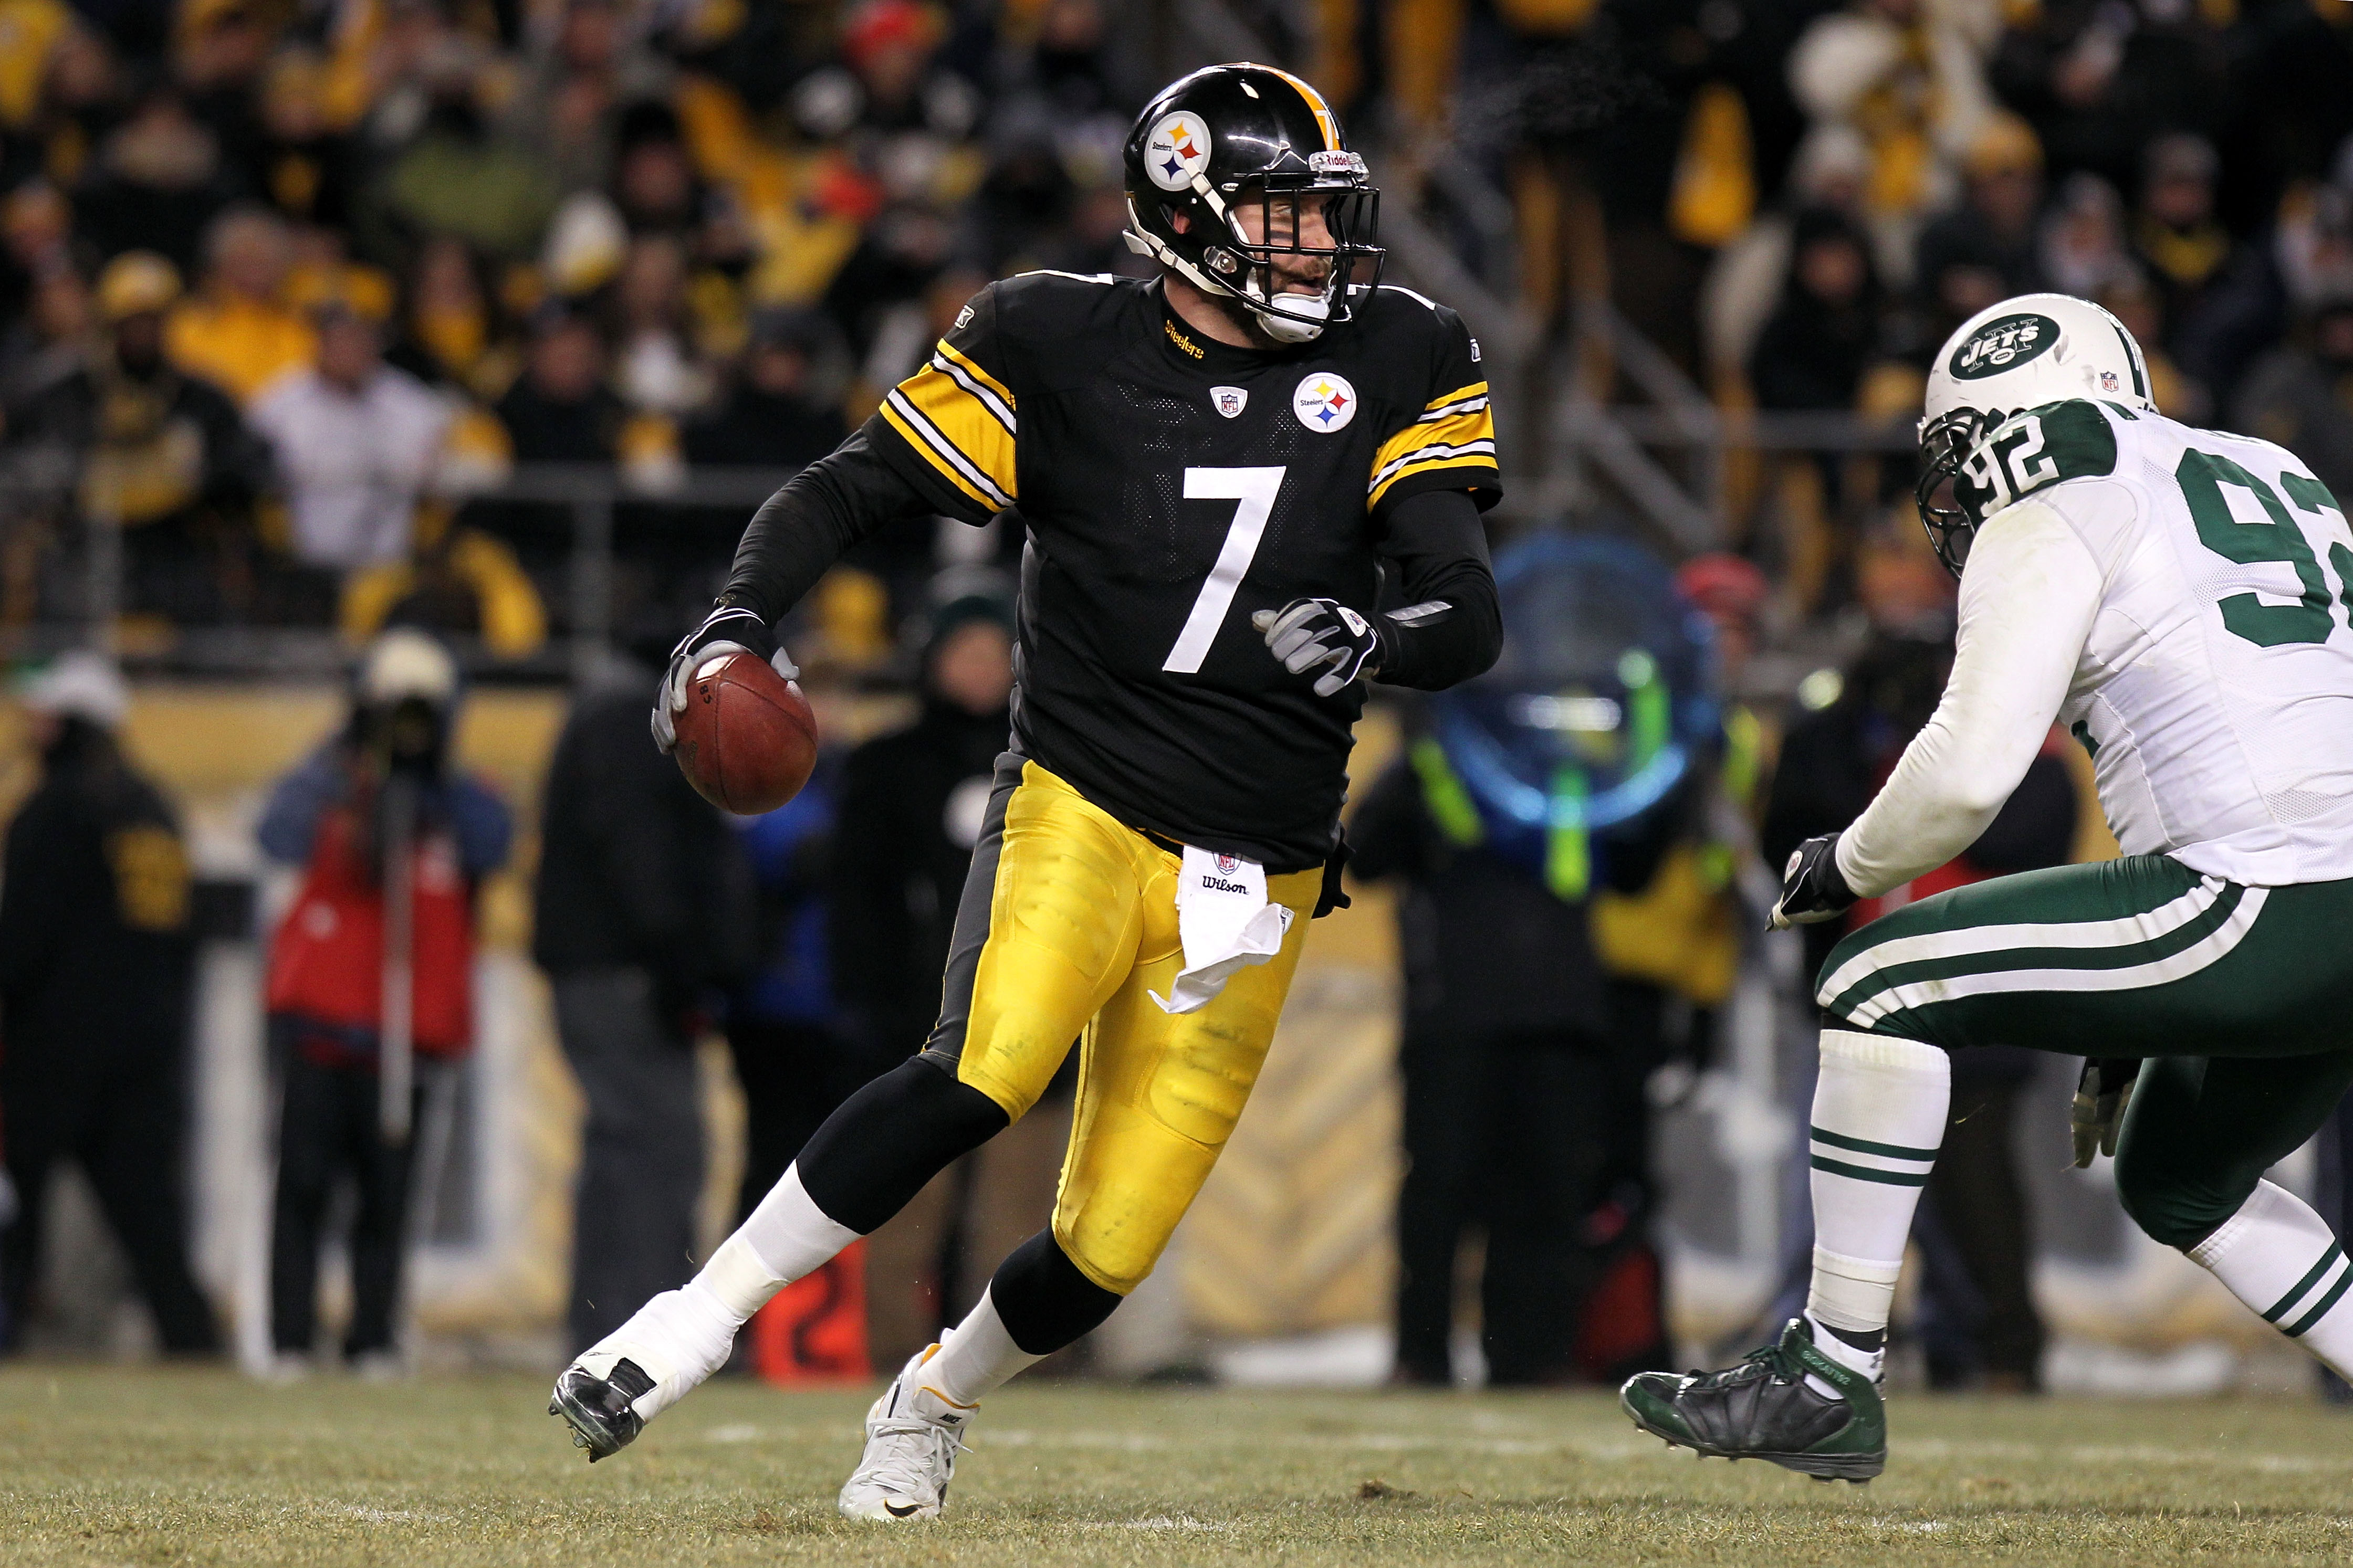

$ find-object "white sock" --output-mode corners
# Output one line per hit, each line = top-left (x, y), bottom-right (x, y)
(1805, 1029), (1948, 1340)
(578, 1163), (859, 1422)
(2188, 1180), (2353, 1381)
(698, 1163), (860, 1318)
(580, 1279), (741, 1419)
(921, 1288), (1042, 1409)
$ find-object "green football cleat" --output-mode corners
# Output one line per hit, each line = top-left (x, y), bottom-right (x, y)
(1619, 1318), (1885, 1482)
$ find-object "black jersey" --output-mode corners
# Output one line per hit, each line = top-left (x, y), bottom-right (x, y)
(868, 272), (1501, 870)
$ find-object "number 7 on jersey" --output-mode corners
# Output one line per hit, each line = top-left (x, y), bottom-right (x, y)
(1162, 466), (1288, 673)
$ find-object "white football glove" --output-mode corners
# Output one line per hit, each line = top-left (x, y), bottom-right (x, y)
(650, 604), (799, 754)
(1253, 596), (1381, 698)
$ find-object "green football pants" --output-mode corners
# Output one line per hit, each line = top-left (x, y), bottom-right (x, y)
(1817, 856), (2353, 1249)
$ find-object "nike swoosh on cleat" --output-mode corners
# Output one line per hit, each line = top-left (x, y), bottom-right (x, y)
(884, 1502), (923, 1518)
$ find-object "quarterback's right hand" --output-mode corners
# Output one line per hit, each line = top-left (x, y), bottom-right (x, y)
(1768, 832), (1858, 930)
(651, 604), (798, 754)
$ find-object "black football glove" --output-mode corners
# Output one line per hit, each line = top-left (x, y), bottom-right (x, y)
(1252, 597), (1379, 698)
(2069, 1057), (2141, 1168)
(650, 603), (798, 754)
(1768, 832), (1858, 930)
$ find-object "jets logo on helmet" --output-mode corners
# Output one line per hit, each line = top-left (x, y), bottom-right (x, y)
(1146, 112), (1211, 192)
(1949, 312), (2059, 379)
(1915, 291), (2153, 577)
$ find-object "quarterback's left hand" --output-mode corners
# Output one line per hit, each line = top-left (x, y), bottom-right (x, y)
(1768, 832), (1858, 930)
(1253, 597), (1379, 698)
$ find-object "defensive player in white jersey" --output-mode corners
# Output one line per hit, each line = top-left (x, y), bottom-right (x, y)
(1622, 293), (2353, 1480)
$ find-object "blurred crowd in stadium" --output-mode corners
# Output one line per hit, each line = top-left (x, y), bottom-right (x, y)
(0, 0), (2341, 649)
(6, 0), (2353, 1395)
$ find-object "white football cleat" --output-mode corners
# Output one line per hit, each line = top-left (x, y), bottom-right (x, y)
(549, 1282), (741, 1461)
(837, 1346), (975, 1521)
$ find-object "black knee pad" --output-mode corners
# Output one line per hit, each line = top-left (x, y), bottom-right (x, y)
(990, 1229), (1123, 1356)
(797, 1056), (1008, 1234)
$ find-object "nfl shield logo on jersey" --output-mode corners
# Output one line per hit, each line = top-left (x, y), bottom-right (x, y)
(1211, 385), (1248, 418)
(1293, 372), (1357, 433)
(1215, 854), (1238, 874)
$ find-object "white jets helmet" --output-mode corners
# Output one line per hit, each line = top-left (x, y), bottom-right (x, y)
(1915, 292), (2155, 574)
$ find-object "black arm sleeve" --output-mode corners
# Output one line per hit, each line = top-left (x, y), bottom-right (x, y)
(1370, 487), (1502, 691)
(716, 424), (939, 626)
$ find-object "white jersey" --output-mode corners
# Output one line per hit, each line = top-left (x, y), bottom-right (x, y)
(1979, 399), (2353, 884)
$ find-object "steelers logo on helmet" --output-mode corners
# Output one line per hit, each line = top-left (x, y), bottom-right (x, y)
(1145, 111), (1212, 192)
(1949, 312), (2061, 380)
(1293, 372), (1357, 433)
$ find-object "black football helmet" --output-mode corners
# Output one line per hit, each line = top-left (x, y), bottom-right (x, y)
(1122, 62), (1383, 344)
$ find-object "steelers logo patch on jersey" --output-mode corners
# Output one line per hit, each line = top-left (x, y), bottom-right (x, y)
(1146, 111), (1211, 192)
(1293, 372), (1357, 432)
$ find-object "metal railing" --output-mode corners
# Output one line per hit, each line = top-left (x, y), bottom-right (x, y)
(0, 461), (802, 681)
(471, 463), (799, 681)
(1, 392), (1927, 682)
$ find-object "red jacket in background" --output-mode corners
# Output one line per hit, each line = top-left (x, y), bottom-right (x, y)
(265, 804), (475, 1058)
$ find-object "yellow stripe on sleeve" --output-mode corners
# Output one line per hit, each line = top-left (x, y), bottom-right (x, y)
(1369, 404), (1498, 508)
(878, 345), (1018, 510)
(935, 340), (1016, 423)
(1424, 382), (1489, 415)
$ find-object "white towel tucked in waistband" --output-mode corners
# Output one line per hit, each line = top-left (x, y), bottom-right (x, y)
(1148, 845), (1294, 1014)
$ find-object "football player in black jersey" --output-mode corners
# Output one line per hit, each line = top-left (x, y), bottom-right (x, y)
(550, 62), (1503, 1519)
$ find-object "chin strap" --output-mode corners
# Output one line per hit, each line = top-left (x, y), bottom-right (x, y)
(1123, 188), (1331, 344)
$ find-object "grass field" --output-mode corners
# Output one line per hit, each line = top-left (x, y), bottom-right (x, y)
(6, 1366), (2353, 1566)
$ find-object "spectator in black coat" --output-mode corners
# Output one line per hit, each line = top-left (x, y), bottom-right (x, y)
(534, 652), (755, 1354)
(0, 654), (217, 1356)
(1350, 731), (1675, 1389)
(72, 85), (247, 275)
(2233, 295), (2353, 506)
(497, 303), (625, 464)
(484, 302), (627, 570)
(830, 596), (1013, 1070)
(12, 252), (269, 626)
(1913, 114), (2046, 344)
(1750, 207), (1881, 414)
(683, 308), (846, 471)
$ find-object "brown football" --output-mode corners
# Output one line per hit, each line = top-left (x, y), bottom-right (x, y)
(670, 650), (818, 815)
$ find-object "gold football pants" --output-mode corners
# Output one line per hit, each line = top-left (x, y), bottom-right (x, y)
(920, 757), (1320, 1296)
